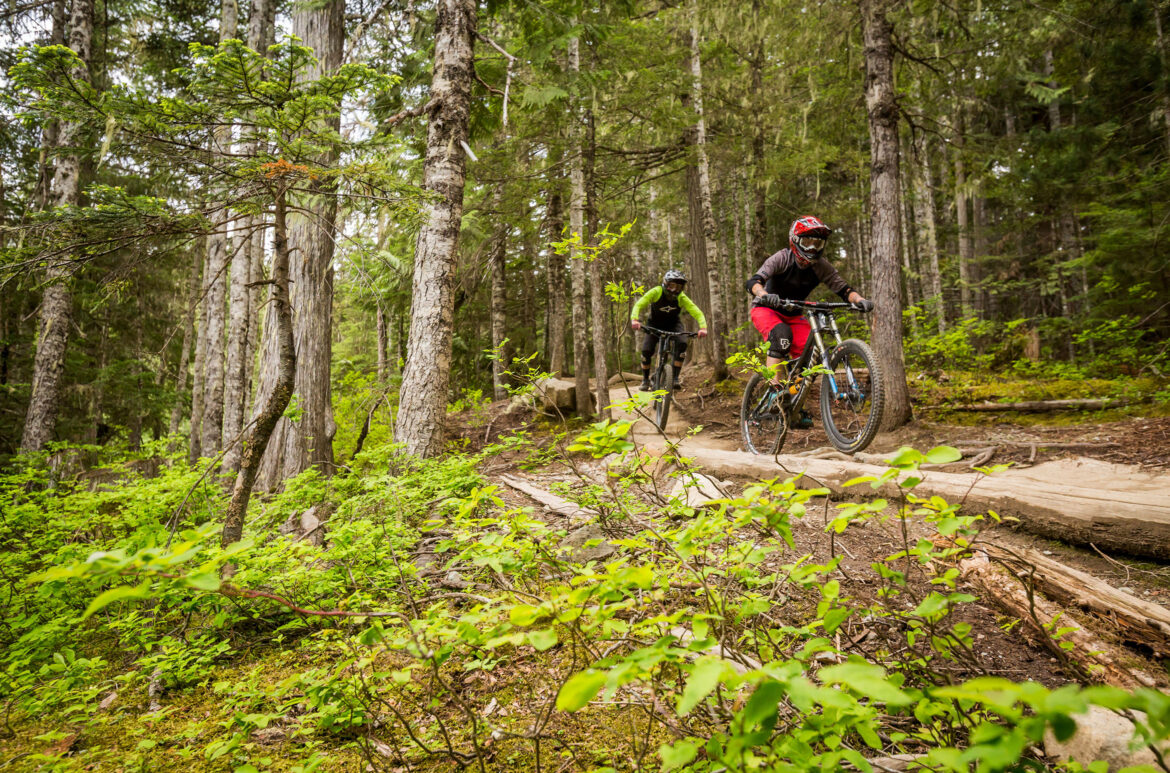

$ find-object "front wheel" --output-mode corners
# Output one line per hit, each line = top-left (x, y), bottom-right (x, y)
(741, 373), (787, 455)
(819, 339), (884, 453)
(653, 364), (673, 429)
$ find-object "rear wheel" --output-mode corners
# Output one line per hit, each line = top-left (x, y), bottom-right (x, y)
(653, 363), (673, 429)
(819, 339), (883, 453)
(741, 373), (787, 455)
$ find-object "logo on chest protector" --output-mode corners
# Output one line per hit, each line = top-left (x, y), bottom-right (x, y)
(658, 304), (678, 313)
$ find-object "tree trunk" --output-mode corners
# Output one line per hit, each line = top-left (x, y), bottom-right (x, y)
(689, 0), (728, 380)
(953, 108), (974, 321)
(489, 192), (509, 401)
(862, 0), (912, 430)
(684, 135), (713, 364)
(170, 247), (202, 435)
(585, 105), (609, 420)
(376, 303), (389, 382)
(196, 0), (240, 460)
(545, 178), (567, 376)
(221, 232), (253, 473)
(20, 0), (93, 454)
(911, 133), (945, 333)
(972, 183), (989, 318)
(189, 246), (210, 463)
(394, 0), (476, 457)
(567, 33), (592, 418)
(222, 192), (296, 547)
(256, 0), (344, 485)
(1156, 3), (1170, 155)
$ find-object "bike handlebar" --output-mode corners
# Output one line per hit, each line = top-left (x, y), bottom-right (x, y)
(640, 325), (700, 337)
(754, 297), (873, 313)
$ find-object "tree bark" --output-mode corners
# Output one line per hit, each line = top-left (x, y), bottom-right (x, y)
(953, 108), (974, 321)
(585, 105), (609, 420)
(196, 0), (240, 460)
(911, 132), (944, 333)
(256, 0), (344, 485)
(1155, 3), (1170, 155)
(221, 232), (253, 473)
(862, 0), (912, 430)
(170, 247), (202, 436)
(394, 0), (476, 457)
(567, 32), (592, 418)
(376, 302), (389, 382)
(684, 137), (713, 364)
(189, 245), (210, 463)
(489, 188), (509, 401)
(222, 192), (296, 547)
(20, 0), (93, 454)
(688, 0), (729, 380)
(545, 178), (567, 376)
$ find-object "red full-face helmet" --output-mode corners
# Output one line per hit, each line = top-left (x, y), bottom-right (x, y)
(789, 216), (831, 267)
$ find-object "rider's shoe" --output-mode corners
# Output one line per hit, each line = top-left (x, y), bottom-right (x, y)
(639, 378), (651, 392)
(673, 373), (684, 389)
(793, 410), (815, 430)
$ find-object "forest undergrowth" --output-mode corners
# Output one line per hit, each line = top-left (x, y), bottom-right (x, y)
(3, 385), (1170, 772)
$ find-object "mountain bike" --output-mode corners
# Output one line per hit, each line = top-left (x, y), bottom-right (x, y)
(641, 326), (698, 430)
(740, 300), (884, 455)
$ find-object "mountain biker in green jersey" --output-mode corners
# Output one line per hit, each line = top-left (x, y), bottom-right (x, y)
(630, 269), (708, 391)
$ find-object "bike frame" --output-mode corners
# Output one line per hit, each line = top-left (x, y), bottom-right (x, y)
(766, 301), (863, 413)
(641, 325), (695, 388)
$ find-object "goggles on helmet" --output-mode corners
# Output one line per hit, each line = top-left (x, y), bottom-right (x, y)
(794, 235), (826, 254)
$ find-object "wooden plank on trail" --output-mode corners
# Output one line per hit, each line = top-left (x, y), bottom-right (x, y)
(674, 446), (1170, 561)
(498, 474), (595, 521)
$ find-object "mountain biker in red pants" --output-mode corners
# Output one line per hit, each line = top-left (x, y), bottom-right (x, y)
(745, 216), (873, 425)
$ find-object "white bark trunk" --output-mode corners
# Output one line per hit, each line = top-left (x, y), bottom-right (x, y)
(394, 0), (476, 457)
(567, 33), (592, 417)
(689, 1), (728, 380)
(20, 0), (93, 453)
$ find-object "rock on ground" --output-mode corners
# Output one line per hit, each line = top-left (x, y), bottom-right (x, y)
(1044, 706), (1164, 772)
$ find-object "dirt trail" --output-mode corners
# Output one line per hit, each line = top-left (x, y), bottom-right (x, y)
(608, 383), (1170, 561)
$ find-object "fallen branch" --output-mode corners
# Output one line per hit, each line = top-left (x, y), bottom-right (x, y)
(984, 545), (1170, 658)
(941, 398), (1131, 413)
(960, 551), (1158, 689)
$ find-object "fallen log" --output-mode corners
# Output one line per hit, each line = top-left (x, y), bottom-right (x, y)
(984, 545), (1170, 657)
(959, 551), (1158, 689)
(944, 398), (1128, 413)
(674, 447), (1170, 561)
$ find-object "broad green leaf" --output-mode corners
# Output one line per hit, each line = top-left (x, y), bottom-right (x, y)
(82, 582), (152, 620)
(527, 628), (558, 652)
(677, 657), (725, 716)
(659, 739), (698, 771)
(925, 446), (962, 464)
(819, 661), (912, 706)
(556, 670), (607, 712)
(186, 571), (221, 591)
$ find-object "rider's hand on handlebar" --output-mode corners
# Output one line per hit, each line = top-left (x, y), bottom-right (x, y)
(630, 319), (641, 331)
(697, 328), (708, 338)
(753, 293), (783, 310)
(852, 298), (875, 313)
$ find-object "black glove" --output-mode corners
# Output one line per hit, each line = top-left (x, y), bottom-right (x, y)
(753, 293), (785, 311)
(853, 298), (875, 313)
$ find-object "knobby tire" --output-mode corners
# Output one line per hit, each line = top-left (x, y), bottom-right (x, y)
(819, 338), (884, 454)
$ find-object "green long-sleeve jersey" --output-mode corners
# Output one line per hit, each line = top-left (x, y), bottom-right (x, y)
(630, 286), (707, 328)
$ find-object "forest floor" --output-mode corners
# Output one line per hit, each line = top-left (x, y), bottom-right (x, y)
(456, 364), (1170, 693)
(7, 369), (1170, 772)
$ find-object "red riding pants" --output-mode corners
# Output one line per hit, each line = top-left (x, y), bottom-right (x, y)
(750, 306), (810, 358)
